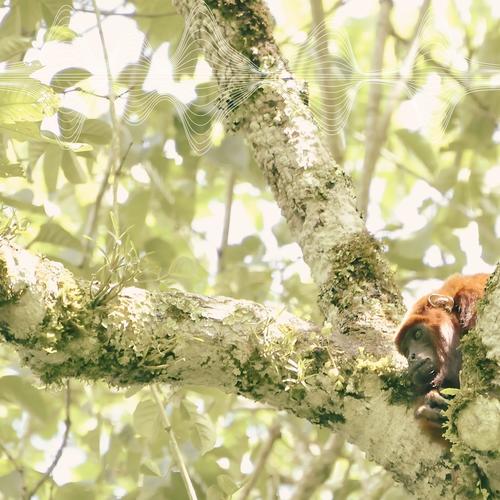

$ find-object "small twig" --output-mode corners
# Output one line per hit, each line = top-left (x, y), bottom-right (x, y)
(63, 87), (130, 101)
(26, 381), (71, 499)
(91, 0), (122, 221)
(217, 169), (237, 273)
(80, 143), (132, 268)
(291, 434), (345, 500)
(238, 420), (281, 500)
(150, 385), (198, 500)
(353, 131), (434, 185)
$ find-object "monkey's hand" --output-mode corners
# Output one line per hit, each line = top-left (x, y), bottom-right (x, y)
(415, 389), (451, 425)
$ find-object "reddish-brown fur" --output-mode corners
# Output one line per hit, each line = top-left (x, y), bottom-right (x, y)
(395, 274), (489, 438)
(395, 273), (488, 388)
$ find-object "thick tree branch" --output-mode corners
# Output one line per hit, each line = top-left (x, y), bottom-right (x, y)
(446, 267), (500, 496)
(0, 238), (467, 498)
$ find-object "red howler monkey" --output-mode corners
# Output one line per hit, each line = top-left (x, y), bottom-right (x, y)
(395, 273), (489, 426)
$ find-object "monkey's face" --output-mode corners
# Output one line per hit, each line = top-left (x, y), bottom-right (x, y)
(401, 324), (439, 392)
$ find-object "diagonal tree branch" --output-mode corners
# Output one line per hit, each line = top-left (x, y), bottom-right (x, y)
(172, 0), (403, 359)
(26, 381), (71, 499)
(359, 0), (431, 217)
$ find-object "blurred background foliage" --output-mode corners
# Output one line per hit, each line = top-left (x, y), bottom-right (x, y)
(0, 0), (498, 498)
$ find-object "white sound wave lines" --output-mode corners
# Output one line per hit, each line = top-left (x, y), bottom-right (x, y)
(0, 1), (498, 154)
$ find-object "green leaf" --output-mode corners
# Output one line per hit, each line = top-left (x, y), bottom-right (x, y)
(395, 129), (438, 173)
(58, 107), (85, 142)
(34, 222), (82, 250)
(0, 6), (21, 38)
(0, 375), (50, 423)
(54, 482), (95, 500)
(140, 459), (162, 477)
(440, 388), (459, 396)
(117, 59), (150, 88)
(42, 145), (62, 191)
(0, 121), (43, 141)
(18, 0), (42, 34)
(145, 237), (176, 267)
(40, 0), (72, 26)
(50, 67), (92, 93)
(207, 133), (250, 170)
(217, 474), (239, 495)
(0, 36), (32, 61)
(133, 399), (160, 439)
(78, 118), (112, 145)
(0, 161), (24, 178)
(0, 471), (23, 499)
(61, 149), (86, 183)
(45, 25), (77, 42)
(181, 400), (216, 455)
(0, 190), (44, 213)
(272, 220), (292, 246)
(206, 485), (225, 500)
(82, 427), (100, 454)
(0, 81), (58, 124)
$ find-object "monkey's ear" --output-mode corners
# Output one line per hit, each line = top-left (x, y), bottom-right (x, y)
(453, 289), (480, 332)
(428, 294), (454, 313)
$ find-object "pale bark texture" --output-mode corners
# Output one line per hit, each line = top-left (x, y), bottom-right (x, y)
(1, 238), (498, 497)
(172, 0), (403, 360)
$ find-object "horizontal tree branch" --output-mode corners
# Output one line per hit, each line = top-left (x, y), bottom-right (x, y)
(0, 238), (458, 497)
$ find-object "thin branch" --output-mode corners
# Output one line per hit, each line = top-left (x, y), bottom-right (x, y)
(353, 131), (434, 185)
(150, 385), (198, 500)
(238, 420), (281, 500)
(309, 0), (345, 164)
(217, 169), (237, 273)
(359, 0), (432, 217)
(358, 0), (393, 216)
(80, 143), (132, 268)
(91, 0), (122, 220)
(291, 434), (345, 500)
(27, 381), (71, 500)
(419, 50), (496, 121)
(390, 24), (496, 120)
(62, 87), (130, 101)
(0, 441), (25, 496)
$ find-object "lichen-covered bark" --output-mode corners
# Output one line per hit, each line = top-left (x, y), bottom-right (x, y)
(0, 238), (474, 498)
(445, 267), (500, 497)
(172, 0), (403, 359)
(168, 1), (499, 496)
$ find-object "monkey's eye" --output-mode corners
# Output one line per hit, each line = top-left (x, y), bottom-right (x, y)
(413, 329), (422, 341)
